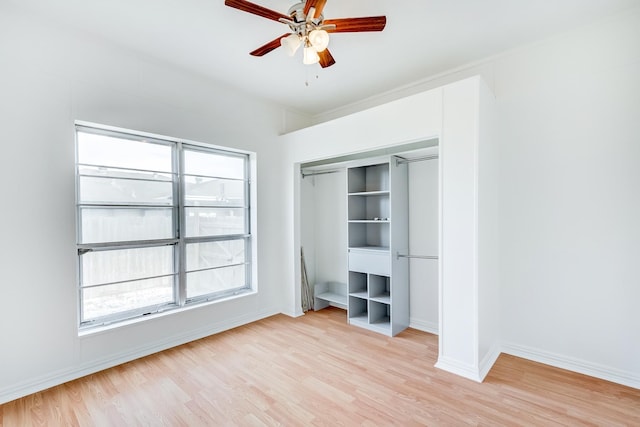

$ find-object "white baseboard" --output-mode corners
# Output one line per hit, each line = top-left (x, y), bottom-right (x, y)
(435, 342), (501, 383)
(435, 356), (484, 382)
(502, 342), (640, 390)
(479, 343), (501, 381)
(409, 318), (439, 335)
(281, 308), (305, 318)
(0, 306), (280, 405)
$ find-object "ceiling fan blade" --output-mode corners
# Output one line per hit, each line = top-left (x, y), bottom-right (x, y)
(250, 33), (291, 56)
(224, 0), (291, 22)
(318, 49), (336, 68)
(304, 0), (327, 19)
(323, 16), (387, 33)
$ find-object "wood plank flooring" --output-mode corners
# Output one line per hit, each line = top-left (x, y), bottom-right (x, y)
(2, 307), (639, 426)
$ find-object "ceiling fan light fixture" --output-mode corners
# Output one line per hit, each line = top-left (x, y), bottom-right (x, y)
(225, 0), (387, 69)
(308, 29), (329, 52)
(280, 33), (301, 56)
(303, 45), (320, 64)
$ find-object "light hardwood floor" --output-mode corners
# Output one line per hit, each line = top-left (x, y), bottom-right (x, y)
(2, 307), (639, 426)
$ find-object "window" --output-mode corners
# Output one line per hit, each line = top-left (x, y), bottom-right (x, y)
(75, 123), (253, 329)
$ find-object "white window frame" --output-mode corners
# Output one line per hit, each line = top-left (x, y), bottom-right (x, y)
(75, 122), (256, 330)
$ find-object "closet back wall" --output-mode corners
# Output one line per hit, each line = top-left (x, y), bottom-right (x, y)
(300, 170), (348, 290)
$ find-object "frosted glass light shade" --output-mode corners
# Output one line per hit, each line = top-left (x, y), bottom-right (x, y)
(308, 29), (329, 52)
(280, 34), (301, 56)
(303, 45), (320, 64)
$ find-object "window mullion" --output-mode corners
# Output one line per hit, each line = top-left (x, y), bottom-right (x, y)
(75, 138), (85, 325)
(176, 142), (187, 307)
(77, 238), (179, 252)
(245, 154), (252, 291)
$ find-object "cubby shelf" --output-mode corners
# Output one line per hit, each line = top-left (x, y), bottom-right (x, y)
(349, 291), (368, 299)
(349, 315), (369, 327)
(370, 295), (390, 304)
(348, 220), (390, 224)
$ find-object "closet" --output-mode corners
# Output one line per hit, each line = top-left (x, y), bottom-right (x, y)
(300, 145), (439, 337)
(288, 76), (499, 381)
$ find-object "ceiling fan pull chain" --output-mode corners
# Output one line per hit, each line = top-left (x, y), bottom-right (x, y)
(304, 67), (320, 87)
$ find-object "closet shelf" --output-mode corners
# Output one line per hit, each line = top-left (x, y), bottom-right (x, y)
(316, 291), (347, 306)
(348, 190), (390, 196)
(348, 246), (389, 252)
(314, 282), (347, 311)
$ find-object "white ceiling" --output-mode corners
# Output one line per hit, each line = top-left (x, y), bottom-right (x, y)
(8, 0), (640, 115)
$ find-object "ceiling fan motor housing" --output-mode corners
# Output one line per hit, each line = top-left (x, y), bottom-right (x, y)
(288, 2), (308, 23)
(285, 2), (326, 38)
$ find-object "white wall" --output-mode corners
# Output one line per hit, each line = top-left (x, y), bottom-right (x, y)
(494, 9), (640, 387)
(0, 5), (289, 403)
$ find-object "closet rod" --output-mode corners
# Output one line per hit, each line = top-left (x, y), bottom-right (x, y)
(396, 252), (438, 260)
(396, 155), (439, 165)
(300, 169), (342, 179)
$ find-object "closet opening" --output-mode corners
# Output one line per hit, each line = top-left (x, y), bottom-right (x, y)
(297, 138), (440, 336)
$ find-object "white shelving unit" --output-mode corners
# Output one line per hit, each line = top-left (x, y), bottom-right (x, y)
(346, 159), (409, 336)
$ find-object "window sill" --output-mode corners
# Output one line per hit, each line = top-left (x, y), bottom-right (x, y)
(78, 288), (257, 338)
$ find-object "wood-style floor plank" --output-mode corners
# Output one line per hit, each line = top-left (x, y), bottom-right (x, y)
(2, 307), (639, 426)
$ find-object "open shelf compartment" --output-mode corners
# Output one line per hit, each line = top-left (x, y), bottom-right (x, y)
(348, 222), (390, 249)
(369, 274), (391, 303)
(314, 281), (347, 310)
(369, 300), (391, 333)
(348, 271), (367, 299)
(347, 163), (390, 193)
(348, 296), (368, 327)
(348, 193), (390, 221)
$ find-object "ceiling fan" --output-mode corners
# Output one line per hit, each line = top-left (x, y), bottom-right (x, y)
(224, 0), (387, 67)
